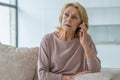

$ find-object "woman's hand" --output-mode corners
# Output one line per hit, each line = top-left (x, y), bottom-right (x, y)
(62, 75), (74, 80)
(79, 23), (88, 47)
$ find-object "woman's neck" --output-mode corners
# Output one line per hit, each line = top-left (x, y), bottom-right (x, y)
(55, 30), (75, 41)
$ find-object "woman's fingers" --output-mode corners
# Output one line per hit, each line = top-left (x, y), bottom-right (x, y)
(80, 24), (87, 32)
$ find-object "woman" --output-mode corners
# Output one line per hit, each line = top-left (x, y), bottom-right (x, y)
(38, 2), (101, 80)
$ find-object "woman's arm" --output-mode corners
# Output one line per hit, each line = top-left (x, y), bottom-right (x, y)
(81, 34), (101, 72)
(82, 40), (101, 72)
(79, 24), (101, 72)
(37, 36), (62, 80)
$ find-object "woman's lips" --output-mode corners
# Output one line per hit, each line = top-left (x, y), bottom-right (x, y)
(65, 24), (72, 27)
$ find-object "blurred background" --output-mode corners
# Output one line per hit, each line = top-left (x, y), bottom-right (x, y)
(0, 0), (120, 68)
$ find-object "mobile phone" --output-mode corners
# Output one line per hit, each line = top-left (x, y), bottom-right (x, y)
(76, 27), (81, 32)
(76, 21), (83, 32)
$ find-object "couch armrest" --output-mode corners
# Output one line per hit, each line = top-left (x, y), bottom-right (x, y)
(75, 68), (120, 80)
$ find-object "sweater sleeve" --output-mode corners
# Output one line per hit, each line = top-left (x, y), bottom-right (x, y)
(86, 35), (101, 72)
(37, 36), (62, 80)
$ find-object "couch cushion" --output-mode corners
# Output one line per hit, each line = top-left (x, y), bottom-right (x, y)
(33, 68), (38, 80)
(0, 43), (39, 80)
(75, 68), (120, 80)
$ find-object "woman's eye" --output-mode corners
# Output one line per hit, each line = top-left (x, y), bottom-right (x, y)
(64, 13), (69, 17)
(72, 16), (77, 19)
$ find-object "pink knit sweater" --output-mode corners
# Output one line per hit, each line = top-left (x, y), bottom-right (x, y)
(38, 32), (101, 80)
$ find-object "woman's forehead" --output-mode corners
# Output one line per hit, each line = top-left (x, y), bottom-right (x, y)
(64, 6), (80, 15)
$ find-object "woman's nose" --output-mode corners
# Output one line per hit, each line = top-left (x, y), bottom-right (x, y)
(67, 16), (72, 22)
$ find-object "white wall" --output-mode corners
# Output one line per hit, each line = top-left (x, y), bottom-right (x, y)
(18, 0), (120, 68)
(97, 45), (120, 68)
(18, 0), (45, 47)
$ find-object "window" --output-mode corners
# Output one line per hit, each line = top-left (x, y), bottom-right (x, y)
(0, 0), (18, 47)
(0, 0), (16, 5)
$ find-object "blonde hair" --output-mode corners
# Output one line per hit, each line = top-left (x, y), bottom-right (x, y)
(57, 2), (89, 38)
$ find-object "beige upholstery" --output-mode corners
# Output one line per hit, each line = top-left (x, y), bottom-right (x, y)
(75, 71), (120, 80)
(0, 43), (120, 80)
(75, 68), (120, 80)
(0, 43), (39, 80)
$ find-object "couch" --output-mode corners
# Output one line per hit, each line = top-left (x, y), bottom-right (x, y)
(0, 42), (120, 80)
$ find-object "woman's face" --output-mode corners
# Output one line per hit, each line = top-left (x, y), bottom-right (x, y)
(61, 6), (81, 32)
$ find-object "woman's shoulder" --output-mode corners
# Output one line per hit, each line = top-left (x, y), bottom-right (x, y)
(42, 32), (55, 41)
